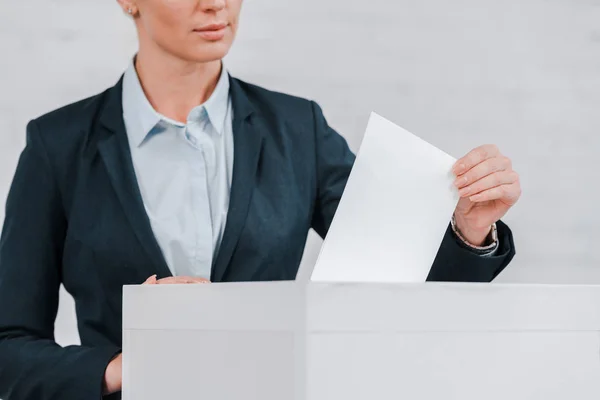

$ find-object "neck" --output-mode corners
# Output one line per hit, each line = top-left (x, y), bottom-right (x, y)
(134, 46), (222, 123)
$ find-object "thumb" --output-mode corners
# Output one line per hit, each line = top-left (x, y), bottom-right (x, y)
(143, 274), (157, 285)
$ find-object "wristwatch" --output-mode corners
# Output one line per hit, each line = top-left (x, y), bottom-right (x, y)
(450, 214), (498, 254)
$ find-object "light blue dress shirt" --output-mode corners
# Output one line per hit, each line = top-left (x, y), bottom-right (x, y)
(122, 60), (234, 279)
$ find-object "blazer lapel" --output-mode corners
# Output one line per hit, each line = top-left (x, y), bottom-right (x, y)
(97, 78), (172, 279)
(211, 77), (264, 282)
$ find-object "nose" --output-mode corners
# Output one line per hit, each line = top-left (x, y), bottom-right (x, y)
(199, 0), (226, 12)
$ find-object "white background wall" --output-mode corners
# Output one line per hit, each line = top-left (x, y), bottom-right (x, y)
(0, 0), (599, 346)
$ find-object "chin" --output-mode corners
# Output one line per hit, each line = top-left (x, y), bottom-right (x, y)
(186, 40), (233, 63)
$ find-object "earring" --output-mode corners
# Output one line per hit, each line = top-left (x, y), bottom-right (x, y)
(128, 8), (133, 14)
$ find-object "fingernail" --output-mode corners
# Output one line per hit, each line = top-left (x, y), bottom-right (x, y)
(470, 194), (481, 202)
(459, 187), (471, 196)
(453, 163), (465, 174)
(454, 176), (468, 187)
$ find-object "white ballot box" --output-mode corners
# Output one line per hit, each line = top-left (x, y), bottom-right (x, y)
(122, 283), (600, 400)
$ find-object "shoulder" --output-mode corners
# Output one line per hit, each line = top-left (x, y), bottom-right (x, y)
(26, 82), (116, 162)
(31, 88), (109, 139)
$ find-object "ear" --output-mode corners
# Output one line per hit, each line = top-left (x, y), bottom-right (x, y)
(116, 0), (138, 16)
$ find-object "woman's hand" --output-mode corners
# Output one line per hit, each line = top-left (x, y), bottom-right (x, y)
(103, 353), (123, 395)
(143, 275), (211, 284)
(453, 144), (522, 245)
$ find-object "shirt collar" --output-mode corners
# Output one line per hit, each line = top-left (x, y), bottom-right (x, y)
(122, 58), (231, 147)
(202, 62), (230, 136)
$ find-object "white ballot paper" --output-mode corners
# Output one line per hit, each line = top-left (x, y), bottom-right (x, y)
(310, 112), (459, 283)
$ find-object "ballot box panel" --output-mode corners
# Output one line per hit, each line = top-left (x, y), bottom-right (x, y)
(306, 331), (600, 399)
(123, 329), (299, 400)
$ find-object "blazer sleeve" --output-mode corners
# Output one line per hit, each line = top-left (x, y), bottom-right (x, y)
(309, 101), (356, 237)
(426, 221), (516, 282)
(309, 101), (516, 282)
(0, 120), (120, 400)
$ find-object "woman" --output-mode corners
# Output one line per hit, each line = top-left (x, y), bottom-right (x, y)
(0, 0), (521, 399)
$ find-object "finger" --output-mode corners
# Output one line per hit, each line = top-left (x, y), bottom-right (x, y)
(454, 156), (511, 189)
(453, 144), (500, 175)
(156, 276), (210, 284)
(181, 277), (211, 284)
(155, 277), (180, 284)
(469, 183), (521, 204)
(458, 171), (519, 198)
(143, 275), (157, 285)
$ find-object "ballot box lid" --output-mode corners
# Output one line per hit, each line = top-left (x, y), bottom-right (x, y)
(123, 282), (600, 333)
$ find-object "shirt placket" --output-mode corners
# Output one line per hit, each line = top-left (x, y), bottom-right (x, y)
(185, 121), (214, 279)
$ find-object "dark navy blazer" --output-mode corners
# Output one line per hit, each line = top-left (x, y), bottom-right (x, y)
(0, 76), (515, 400)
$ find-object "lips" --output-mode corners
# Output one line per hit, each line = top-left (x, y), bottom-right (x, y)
(194, 23), (228, 32)
(193, 23), (228, 41)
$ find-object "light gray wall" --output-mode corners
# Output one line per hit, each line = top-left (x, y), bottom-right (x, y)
(1, 0), (599, 346)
